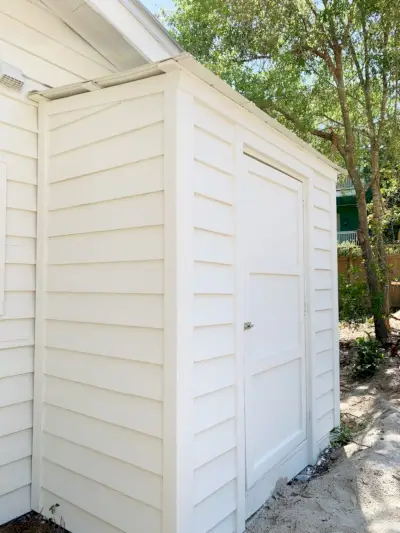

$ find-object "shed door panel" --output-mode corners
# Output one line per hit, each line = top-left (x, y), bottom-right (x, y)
(243, 156), (306, 489)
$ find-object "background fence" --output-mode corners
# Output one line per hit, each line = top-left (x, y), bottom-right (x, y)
(338, 254), (400, 308)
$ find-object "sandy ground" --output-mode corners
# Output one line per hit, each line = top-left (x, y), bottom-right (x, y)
(247, 317), (400, 533)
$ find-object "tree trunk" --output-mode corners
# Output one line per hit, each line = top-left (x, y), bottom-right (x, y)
(331, 46), (389, 344)
(356, 189), (389, 344)
(371, 177), (390, 336)
(370, 147), (390, 336)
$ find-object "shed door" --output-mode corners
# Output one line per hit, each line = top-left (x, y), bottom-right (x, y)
(242, 156), (307, 489)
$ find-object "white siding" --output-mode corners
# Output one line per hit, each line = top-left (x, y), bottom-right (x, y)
(192, 100), (238, 533)
(311, 178), (337, 445)
(0, 91), (42, 519)
(0, 59), (339, 533)
(39, 87), (165, 533)
(193, 481), (237, 533)
(187, 86), (339, 532)
(0, 0), (115, 522)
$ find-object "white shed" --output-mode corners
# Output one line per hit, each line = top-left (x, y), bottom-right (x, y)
(24, 54), (341, 533)
(0, 2), (340, 530)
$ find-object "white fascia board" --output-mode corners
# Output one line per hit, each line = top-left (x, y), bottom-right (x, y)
(87, 0), (176, 62)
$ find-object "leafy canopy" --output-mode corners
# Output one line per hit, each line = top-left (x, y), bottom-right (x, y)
(164, 0), (400, 171)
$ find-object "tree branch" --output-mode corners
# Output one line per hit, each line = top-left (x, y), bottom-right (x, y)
(348, 36), (365, 87)
(359, 5), (376, 141)
(259, 100), (347, 160)
(329, 45), (363, 190)
(377, 29), (390, 143)
(321, 114), (344, 127)
(321, 114), (369, 139)
(342, 10), (354, 46)
(302, 0), (335, 49)
(308, 47), (337, 75)
(304, 0), (318, 19)
(234, 54), (272, 65)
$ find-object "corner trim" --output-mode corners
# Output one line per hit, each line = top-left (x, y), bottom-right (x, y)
(31, 102), (48, 511)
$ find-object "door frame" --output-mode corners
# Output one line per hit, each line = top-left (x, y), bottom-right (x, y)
(241, 147), (318, 464)
(241, 153), (308, 491)
(234, 140), (318, 531)
(241, 147), (317, 457)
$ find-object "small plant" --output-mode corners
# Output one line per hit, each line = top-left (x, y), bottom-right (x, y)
(48, 504), (65, 532)
(341, 411), (369, 434)
(49, 504), (60, 518)
(330, 424), (353, 448)
(351, 337), (385, 380)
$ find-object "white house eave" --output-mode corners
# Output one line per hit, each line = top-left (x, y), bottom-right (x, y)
(40, 0), (181, 70)
(85, 0), (180, 62)
(29, 53), (344, 175)
(119, 0), (183, 57)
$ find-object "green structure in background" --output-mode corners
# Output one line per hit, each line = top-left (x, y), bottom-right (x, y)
(336, 178), (373, 242)
(337, 195), (359, 232)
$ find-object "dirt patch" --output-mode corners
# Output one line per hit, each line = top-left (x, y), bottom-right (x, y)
(0, 512), (69, 533)
(247, 318), (400, 533)
(339, 311), (400, 345)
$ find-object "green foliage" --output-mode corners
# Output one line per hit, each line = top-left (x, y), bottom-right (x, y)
(330, 424), (353, 448)
(337, 241), (362, 257)
(352, 337), (385, 380)
(387, 244), (400, 256)
(339, 267), (371, 326)
(163, 0), (400, 165)
(381, 168), (400, 243)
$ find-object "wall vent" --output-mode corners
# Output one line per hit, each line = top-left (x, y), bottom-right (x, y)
(0, 62), (24, 90)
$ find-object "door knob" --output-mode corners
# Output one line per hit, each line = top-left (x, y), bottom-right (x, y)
(244, 322), (254, 330)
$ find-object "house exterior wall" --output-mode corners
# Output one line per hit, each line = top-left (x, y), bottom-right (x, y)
(0, 1), (115, 524)
(175, 69), (340, 533)
(35, 77), (167, 533)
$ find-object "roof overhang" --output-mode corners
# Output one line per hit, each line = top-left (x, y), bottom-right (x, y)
(40, 0), (182, 71)
(29, 53), (344, 175)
